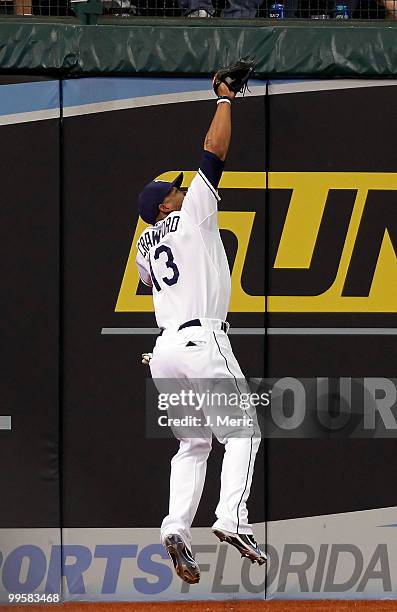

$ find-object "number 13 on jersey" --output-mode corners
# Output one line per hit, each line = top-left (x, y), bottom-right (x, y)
(149, 245), (180, 291)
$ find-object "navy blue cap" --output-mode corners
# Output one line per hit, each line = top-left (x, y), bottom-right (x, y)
(138, 172), (184, 225)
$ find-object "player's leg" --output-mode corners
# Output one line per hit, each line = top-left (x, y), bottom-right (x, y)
(208, 331), (267, 564)
(213, 433), (261, 534)
(150, 333), (213, 582)
(151, 334), (213, 545)
(161, 436), (212, 584)
(160, 436), (212, 546)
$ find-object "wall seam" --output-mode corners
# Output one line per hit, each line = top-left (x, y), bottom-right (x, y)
(58, 77), (65, 603)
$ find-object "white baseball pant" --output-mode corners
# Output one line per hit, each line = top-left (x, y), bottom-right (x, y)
(149, 318), (261, 547)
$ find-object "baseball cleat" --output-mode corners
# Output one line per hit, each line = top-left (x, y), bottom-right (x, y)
(213, 529), (268, 565)
(163, 534), (200, 584)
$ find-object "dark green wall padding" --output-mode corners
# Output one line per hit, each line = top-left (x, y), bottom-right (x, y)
(0, 18), (396, 77)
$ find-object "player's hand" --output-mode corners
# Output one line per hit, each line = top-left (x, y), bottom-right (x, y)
(141, 352), (153, 365)
(216, 82), (235, 100)
(213, 58), (255, 99)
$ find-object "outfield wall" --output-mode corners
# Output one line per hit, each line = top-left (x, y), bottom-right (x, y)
(0, 75), (396, 602)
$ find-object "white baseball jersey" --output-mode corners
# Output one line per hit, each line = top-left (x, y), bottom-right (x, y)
(136, 169), (231, 330)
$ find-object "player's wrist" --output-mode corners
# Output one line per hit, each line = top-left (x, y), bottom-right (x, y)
(217, 96), (232, 106)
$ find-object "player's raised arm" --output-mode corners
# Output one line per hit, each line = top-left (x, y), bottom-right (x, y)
(203, 58), (255, 165)
(204, 82), (235, 162)
(173, 59), (256, 228)
(206, 58), (255, 158)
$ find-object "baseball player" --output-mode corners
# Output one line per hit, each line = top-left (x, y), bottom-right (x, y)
(136, 60), (266, 584)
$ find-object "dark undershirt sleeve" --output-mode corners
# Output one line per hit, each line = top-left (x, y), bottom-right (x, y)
(199, 150), (225, 189)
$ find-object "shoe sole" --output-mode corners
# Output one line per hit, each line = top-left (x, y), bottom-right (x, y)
(213, 529), (267, 565)
(164, 535), (200, 584)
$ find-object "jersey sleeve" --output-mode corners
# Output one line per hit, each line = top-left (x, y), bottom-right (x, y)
(200, 150), (224, 189)
(136, 249), (152, 287)
(182, 151), (224, 229)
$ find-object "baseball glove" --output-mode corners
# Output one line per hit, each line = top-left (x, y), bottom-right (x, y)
(213, 57), (256, 97)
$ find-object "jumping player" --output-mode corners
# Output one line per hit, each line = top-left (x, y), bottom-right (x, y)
(135, 76), (267, 584)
